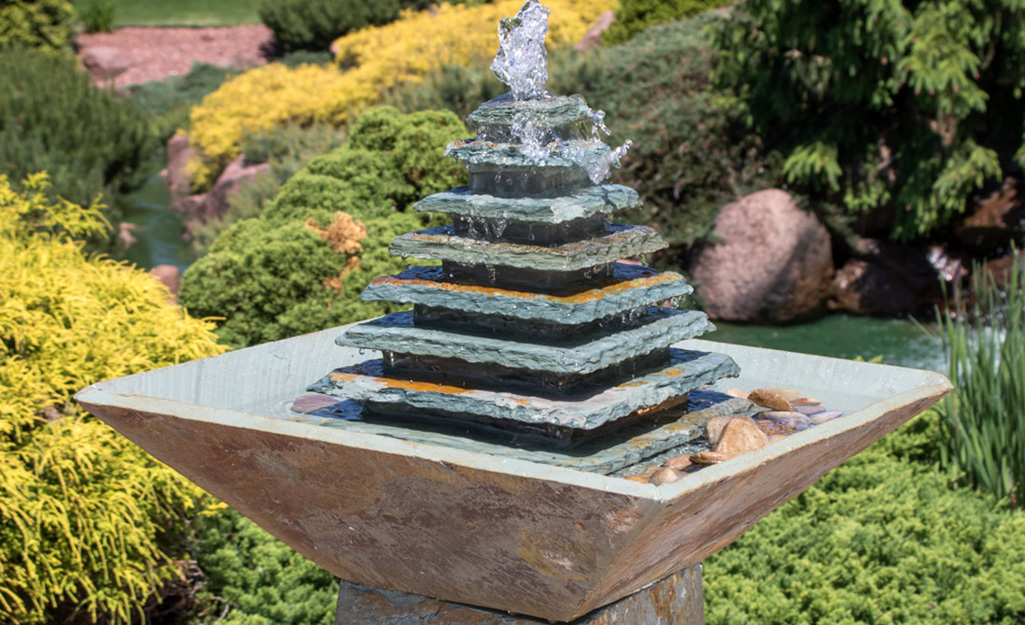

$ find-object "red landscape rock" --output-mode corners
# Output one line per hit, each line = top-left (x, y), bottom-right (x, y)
(687, 189), (834, 323)
(149, 264), (182, 303)
(162, 133), (196, 197)
(575, 11), (615, 51)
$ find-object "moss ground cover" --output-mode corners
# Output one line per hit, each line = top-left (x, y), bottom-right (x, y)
(0, 173), (226, 624)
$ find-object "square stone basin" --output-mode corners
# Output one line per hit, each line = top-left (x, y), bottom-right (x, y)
(75, 322), (951, 622)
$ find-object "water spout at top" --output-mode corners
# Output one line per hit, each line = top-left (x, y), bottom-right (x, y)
(491, 0), (551, 100)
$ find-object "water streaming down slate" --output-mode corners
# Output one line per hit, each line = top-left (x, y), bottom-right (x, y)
(308, 0), (741, 471)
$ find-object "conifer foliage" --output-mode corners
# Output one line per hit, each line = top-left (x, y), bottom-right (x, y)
(711, 0), (1025, 240)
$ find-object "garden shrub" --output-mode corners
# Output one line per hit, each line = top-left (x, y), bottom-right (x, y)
(187, 0), (613, 190)
(602, 0), (733, 45)
(180, 107), (467, 348)
(705, 410), (1025, 624)
(0, 173), (226, 624)
(710, 0), (1025, 241)
(387, 13), (776, 253)
(0, 0), (74, 54)
(128, 62), (240, 142)
(184, 507), (337, 625)
(259, 0), (430, 54)
(0, 47), (157, 242)
(75, 0), (116, 33)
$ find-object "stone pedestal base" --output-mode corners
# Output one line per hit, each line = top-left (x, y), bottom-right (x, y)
(334, 565), (704, 625)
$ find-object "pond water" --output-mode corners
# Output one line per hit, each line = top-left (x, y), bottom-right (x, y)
(114, 167), (195, 272)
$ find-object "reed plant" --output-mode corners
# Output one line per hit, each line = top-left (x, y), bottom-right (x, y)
(937, 249), (1025, 506)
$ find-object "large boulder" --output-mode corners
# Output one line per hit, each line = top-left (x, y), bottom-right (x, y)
(687, 189), (834, 323)
(829, 240), (965, 316)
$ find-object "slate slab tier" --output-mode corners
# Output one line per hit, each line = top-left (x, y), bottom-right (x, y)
(313, 93), (742, 435)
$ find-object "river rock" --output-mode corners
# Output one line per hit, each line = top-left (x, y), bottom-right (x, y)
(649, 467), (680, 485)
(713, 416), (769, 456)
(704, 415), (733, 448)
(690, 451), (729, 465)
(687, 189), (833, 322)
(747, 389), (792, 412)
(664, 454), (692, 471)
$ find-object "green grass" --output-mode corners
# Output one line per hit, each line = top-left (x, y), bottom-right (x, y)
(74, 0), (260, 27)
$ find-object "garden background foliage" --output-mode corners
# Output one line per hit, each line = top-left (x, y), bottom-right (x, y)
(0, 47), (157, 244)
(711, 0), (1025, 241)
(186, 0), (614, 190)
(180, 107), (467, 348)
(0, 0), (74, 53)
(0, 174), (225, 624)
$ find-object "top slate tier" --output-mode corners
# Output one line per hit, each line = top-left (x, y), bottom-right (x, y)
(311, 88), (739, 433)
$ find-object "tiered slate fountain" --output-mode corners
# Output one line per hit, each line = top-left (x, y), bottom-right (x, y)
(308, 1), (741, 467)
(74, 2), (953, 623)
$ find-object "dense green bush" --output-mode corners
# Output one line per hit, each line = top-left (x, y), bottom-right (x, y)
(259, 0), (430, 53)
(603, 0), (734, 45)
(711, 0), (1025, 241)
(387, 14), (776, 253)
(937, 252), (1025, 505)
(180, 107), (467, 348)
(705, 411), (1025, 624)
(0, 173), (225, 624)
(0, 47), (156, 239)
(184, 507), (337, 624)
(128, 62), (239, 141)
(0, 0), (74, 53)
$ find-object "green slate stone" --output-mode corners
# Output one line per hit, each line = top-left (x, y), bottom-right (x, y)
(336, 308), (714, 376)
(466, 93), (592, 134)
(390, 224), (666, 271)
(413, 184), (641, 224)
(360, 264), (693, 325)
(446, 139), (610, 171)
(308, 348), (740, 430)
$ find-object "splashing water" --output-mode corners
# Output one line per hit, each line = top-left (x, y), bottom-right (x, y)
(491, 0), (551, 100)
(491, 0), (633, 183)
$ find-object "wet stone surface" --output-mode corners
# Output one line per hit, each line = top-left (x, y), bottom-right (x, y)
(336, 308), (715, 376)
(414, 184), (640, 224)
(390, 224), (666, 272)
(359, 264), (692, 325)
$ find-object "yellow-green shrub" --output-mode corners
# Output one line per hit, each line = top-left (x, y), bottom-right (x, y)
(0, 174), (226, 624)
(187, 0), (614, 189)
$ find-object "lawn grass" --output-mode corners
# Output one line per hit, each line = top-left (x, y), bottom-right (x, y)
(81, 0), (261, 27)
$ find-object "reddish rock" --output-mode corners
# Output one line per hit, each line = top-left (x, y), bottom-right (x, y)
(80, 46), (131, 83)
(170, 155), (269, 234)
(162, 133), (195, 197)
(117, 221), (138, 248)
(713, 416), (769, 457)
(690, 451), (729, 465)
(687, 189), (834, 322)
(704, 415), (733, 448)
(830, 239), (966, 316)
(150, 264), (182, 302)
(956, 177), (1024, 252)
(575, 11), (615, 51)
(747, 389), (792, 412)
(648, 467), (680, 486)
(664, 454), (692, 472)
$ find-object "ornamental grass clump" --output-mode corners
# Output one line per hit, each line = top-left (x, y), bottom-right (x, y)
(938, 250), (1025, 506)
(0, 173), (226, 623)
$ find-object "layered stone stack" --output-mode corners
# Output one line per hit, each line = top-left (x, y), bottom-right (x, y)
(310, 91), (739, 440)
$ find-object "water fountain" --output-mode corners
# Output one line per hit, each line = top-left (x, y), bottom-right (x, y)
(75, 2), (952, 623)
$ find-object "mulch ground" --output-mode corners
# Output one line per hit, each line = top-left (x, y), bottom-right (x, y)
(75, 24), (274, 87)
